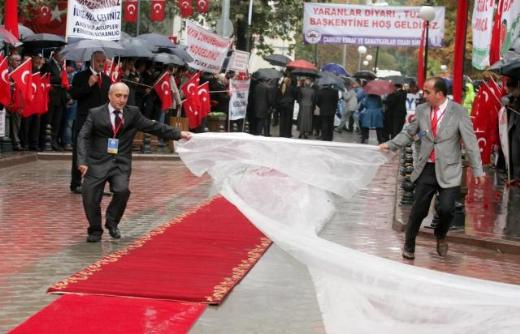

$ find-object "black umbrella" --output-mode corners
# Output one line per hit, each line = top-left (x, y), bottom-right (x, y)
(317, 71), (345, 90)
(158, 45), (194, 63)
(353, 70), (377, 80)
(263, 54), (292, 67)
(153, 53), (185, 66)
(22, 33), (66, 49)
(118, 38), (155, 58)
(137, 33), (175, 48)
(252, 68), (283, 80)
(291, 69), (320, 77)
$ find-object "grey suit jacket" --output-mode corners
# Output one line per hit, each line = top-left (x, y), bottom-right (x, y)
(77, 104), (181, 178)
(386, 100), (484, 188)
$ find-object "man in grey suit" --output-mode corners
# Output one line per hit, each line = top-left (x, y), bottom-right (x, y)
(379, 77), (485, 259)
(78, 82), (192, 242)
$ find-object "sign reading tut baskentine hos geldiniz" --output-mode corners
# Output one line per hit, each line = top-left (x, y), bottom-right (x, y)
(66, 0), (122, 40)
(303, 3), (445, 47)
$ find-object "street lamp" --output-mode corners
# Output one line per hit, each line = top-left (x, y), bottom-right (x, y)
(358, 45), (367, 71)
(362, 60), (369, 67)
(365, 54), (373, 62)
(418, 1), (436, 81)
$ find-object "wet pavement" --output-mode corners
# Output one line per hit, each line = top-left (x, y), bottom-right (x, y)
(1, 128), (520, 333)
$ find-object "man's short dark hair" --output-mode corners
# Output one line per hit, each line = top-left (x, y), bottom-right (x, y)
(427, 77), (448, 96)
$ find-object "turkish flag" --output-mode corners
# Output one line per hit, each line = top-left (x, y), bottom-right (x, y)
(489, 0), (504, 65)
(39, 73), (51, 115)
(178, 0), (194, 18)
(22, 73), (43, 117)
(470, 82), (501, 165)
(416, 23), (426, 89)
(197, 82), (210, 118)
(23, 1), (67, 36)
(110, 61), (123, 83)
(60, 60), (70, 90)
(153, 72), (173, 111)
(34, 5), (52, 25)
(150, 0), (166, 22)
(104, 58), (114, 77)
(0, 56), (11, 106)
(9, 59), (33, 105)
(123, 0), (138, 23)
(181, 73), (202, 128)
(197, 0), (210, 14)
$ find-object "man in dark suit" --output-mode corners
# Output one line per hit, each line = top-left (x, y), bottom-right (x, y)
(379, 77), (485, 259)
(77, 82), (192, 242)
(315, 84), (339, 141)
(69, 51), (111, 194)
(41, 50), (68, 150)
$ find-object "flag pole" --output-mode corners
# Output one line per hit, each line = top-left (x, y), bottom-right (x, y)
(452, 0), (469, 103)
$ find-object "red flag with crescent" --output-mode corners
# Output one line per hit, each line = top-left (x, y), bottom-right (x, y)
(197, 82), (210, 118)
(197, 0), (210, 14)
(9, 59), (33, 104)
(470, 82), (501, 165)
(153, 72), (173, 111)
(22, 73), (44, 117)
(60, 60), (70, 90)
(111, 61), (123, 83)
(23, 1), (67, 36)
(0, 56), (11, 106)
(4, 0), (19, 38)
(34, 5), (52, 25)
(123, 0), (138, 23)
(181, 72), (202, 128)
(178, 0), (194, 18)
(150, 0), (166, 22)
(39, 73), (51, 115)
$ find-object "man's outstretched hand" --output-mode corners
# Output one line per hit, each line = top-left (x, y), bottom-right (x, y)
(180, 131), (193, 140)
(378, 143), (390, 151)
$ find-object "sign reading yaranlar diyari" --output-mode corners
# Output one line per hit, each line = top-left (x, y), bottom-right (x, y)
(66, 0), (122, 40)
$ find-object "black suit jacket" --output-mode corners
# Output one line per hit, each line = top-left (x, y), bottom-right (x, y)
(42, 59), (68, 106)
(77, 104), (181, 177)
(70, 69), (111, 120)
(316, 87), (339, 116)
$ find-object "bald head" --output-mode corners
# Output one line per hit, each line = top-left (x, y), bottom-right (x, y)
(108, 82), (129, 111)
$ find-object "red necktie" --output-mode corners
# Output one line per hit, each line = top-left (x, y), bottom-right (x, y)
(429, 106), (440, 162)
(113, 110), (122, 136)
(98, 73), (103, 88)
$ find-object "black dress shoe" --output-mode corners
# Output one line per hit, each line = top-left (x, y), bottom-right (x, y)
(86, 235), (102, 243)
(70, 186), (82, 194)
(106, 226), (121, 239)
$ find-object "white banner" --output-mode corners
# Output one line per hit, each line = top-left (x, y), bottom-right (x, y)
(0, 107), (5, 137)
(498, 106), (510, 179)
(227, 50), (250, 73)
(500, 0), (520, 54)
(229, 79), (250, 121)
(303, 3), (445, 47)
(186, 21), (232, 74)
(66, 0), (122, 40)
(405, 92), (421, 124)
(471, 0), (495, 69)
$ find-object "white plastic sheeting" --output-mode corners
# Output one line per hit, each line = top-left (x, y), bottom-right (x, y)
(176, 133), (520, 334)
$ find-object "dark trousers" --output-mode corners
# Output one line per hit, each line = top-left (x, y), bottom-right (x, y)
(360, 127), (384, 144)
(279, 105), (293, 138)
(82, 167), (131, 236)
(70, 115), (87, 190)
(21, 115), (40, 149)
(511, 125), (520, 179)
(250, 117), (266, 135)
(320, 114), (335, 141)
(405, 163), (459, 252)
(48, 103), (65, 144)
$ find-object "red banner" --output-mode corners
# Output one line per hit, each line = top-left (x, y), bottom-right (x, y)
(416, 24), (426, 89)
(4, 0), (19, 38)
(123, 0), (138, 23)
(197, 0), (210, 14)
(153, 72), (173, 111)
(60, 60), (70, 90)
(150, 0), (166, 22)
(39, 73), (51, 115)
(0, 56), (11, 106)
(178, 0), (194, 18)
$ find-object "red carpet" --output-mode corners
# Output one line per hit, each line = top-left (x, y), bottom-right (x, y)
(9, 295), (206, 334)
(48, 197), (271, 304)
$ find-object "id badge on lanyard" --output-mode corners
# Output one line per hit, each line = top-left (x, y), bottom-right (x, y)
(107, 118), (123, 155)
